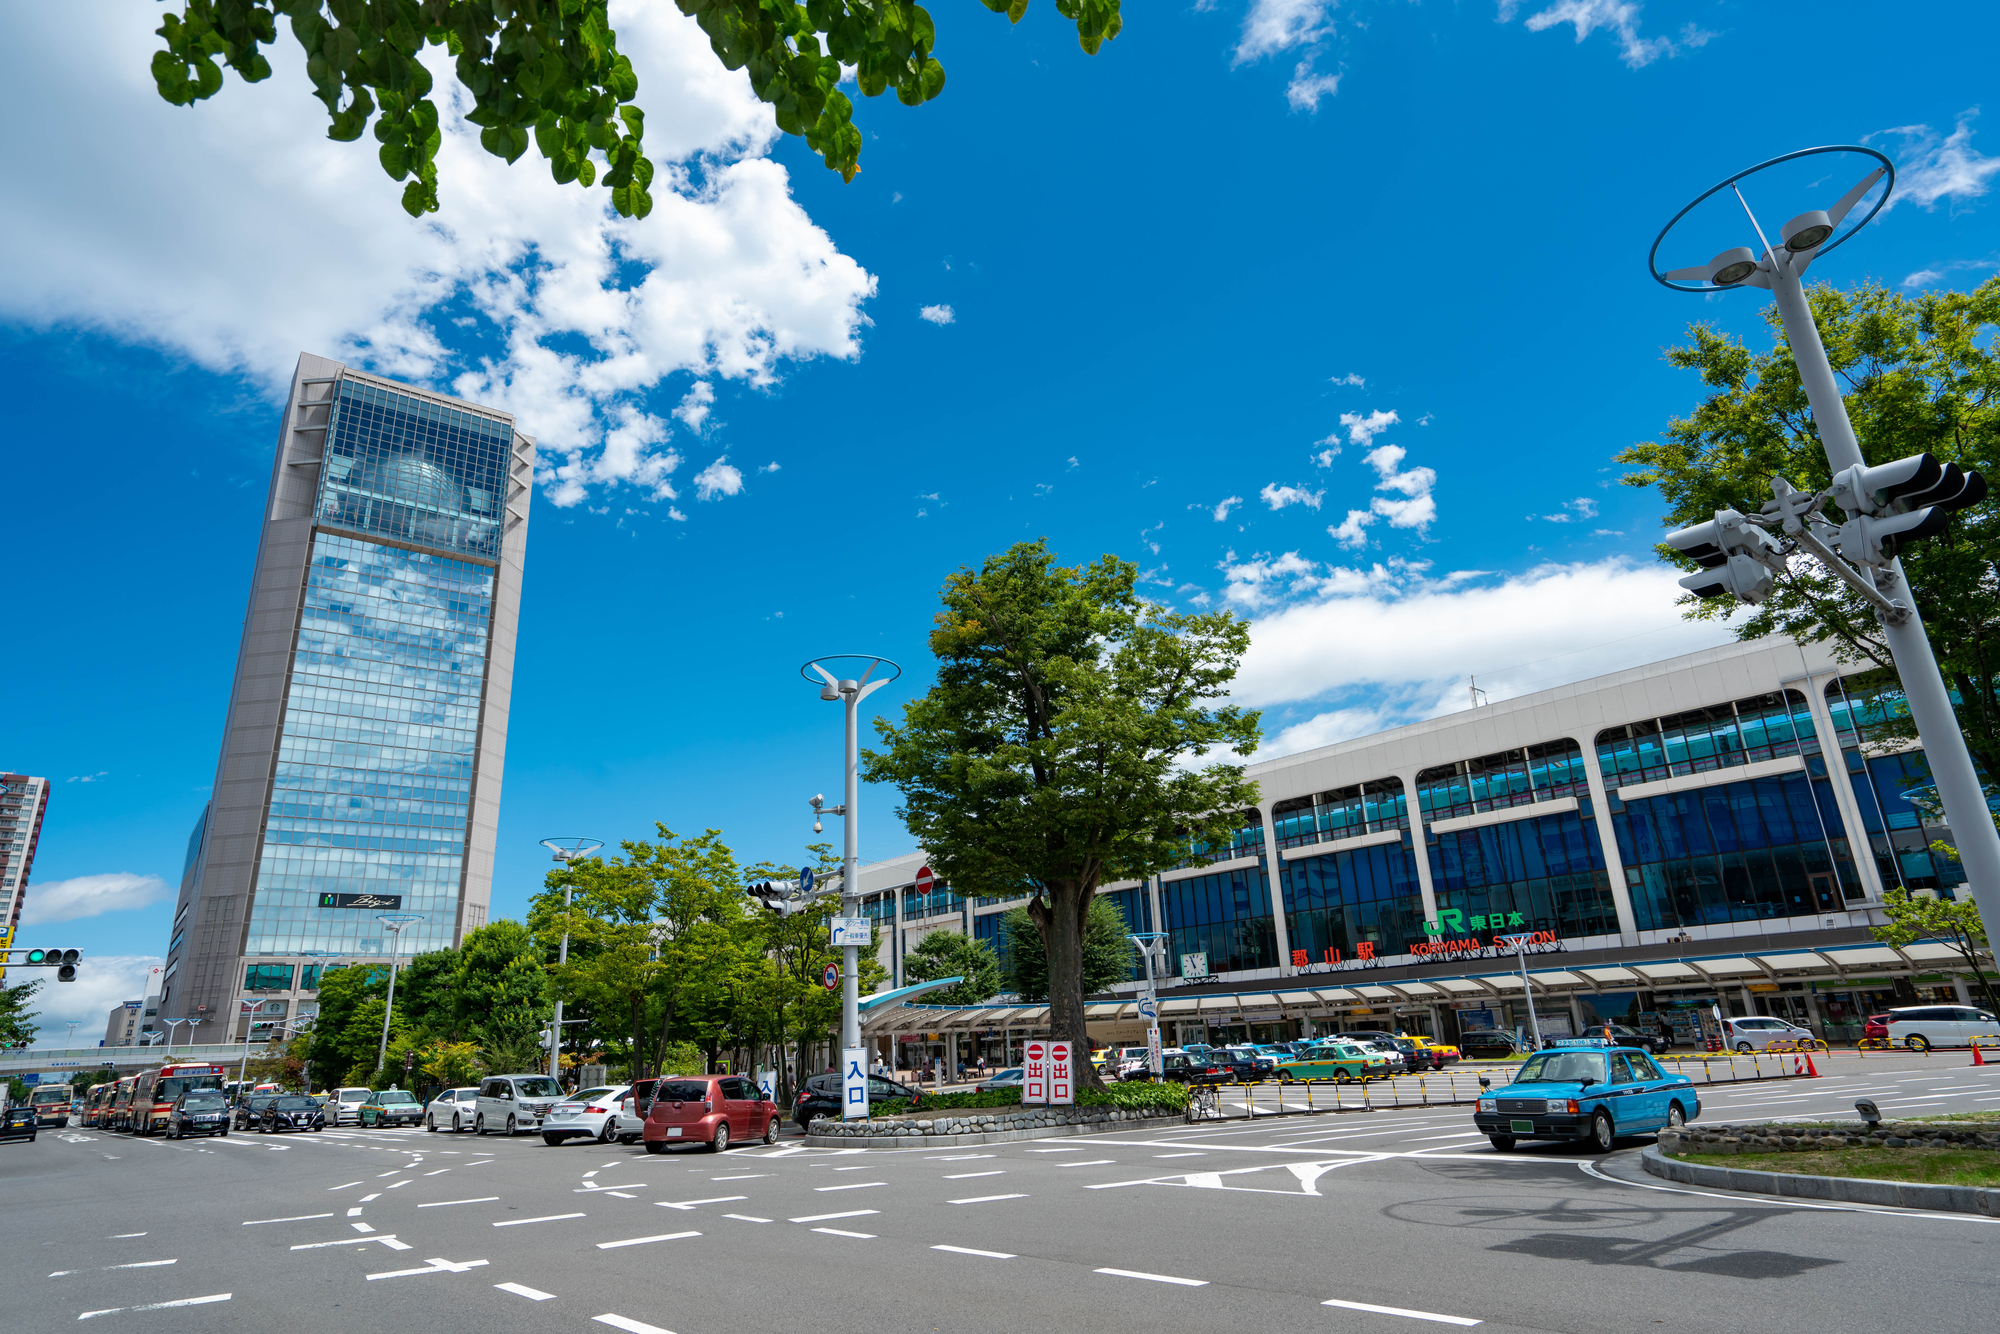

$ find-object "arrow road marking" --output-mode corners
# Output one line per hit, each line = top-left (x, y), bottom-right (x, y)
(367, 1257), (491, 1281)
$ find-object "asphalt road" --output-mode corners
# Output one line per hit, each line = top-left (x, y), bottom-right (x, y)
(11, 1053), (1997, 1334)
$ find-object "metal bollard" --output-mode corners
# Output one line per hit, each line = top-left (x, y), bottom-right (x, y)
(1418, 1074), (1428, 1107)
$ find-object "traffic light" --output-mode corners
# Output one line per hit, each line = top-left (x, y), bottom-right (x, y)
(1662, 508), (1786, 606)
(24, 948), (80, 981)
(1830, 453), (1988, 567)
(403, 1049), (417, 1073)
(749, 881), (805, 916)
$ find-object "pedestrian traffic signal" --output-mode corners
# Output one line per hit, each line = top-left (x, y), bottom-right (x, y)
(1662, 508), (1785, 605)
(1828, 453), (1987, 567)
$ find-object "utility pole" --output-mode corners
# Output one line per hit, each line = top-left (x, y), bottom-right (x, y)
(540, 839), (605, 1079)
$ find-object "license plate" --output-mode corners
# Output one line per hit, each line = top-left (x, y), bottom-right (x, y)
(1510, 1119), (1535, 1133)
(666, 1127), (682, 1137)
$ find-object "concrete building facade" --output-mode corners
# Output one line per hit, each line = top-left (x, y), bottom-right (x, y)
(0, 773), (50, 966)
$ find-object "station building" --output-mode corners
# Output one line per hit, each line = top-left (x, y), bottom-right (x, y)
(848, 636), (1982, 1069)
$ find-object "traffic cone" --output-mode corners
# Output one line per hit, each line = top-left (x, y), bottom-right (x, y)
(1804, 1051), (1820, 1078)
(1974, 1041), (1986, 1068)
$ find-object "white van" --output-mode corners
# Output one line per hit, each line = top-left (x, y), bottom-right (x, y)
(327, 1087), (372, 1125)
(1884, 1005), (1998, 1052)
(1720, 1016), (1814, 1052)
(473, 1073), (566, 1136)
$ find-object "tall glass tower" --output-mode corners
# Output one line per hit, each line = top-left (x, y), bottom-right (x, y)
(165, 354), (532, 1044)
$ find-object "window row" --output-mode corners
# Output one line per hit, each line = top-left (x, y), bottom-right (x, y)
(1415, 738), (1590, 822)
(1611, 772), (1845, 867)
(1595, 689), (1817, 786)
(1431, 869), (1622, 943)
(1625, 843), (1860, 932)
(1272, 778), (1408, 849)
(1428, 808), (1606, 893)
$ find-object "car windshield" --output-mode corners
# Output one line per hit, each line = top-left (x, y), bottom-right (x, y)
(574, 1088), (615, 1101)
(1515, 1053), (1610, 1085)
(375, 1092), (418, 1104)
(276, 1097), (316, 1109)
(338, 1089), (369, 1100)
(658, 1080), (709, 1103)
(511, 1078), (563, 1099)
(182, 1093), (225, 1108)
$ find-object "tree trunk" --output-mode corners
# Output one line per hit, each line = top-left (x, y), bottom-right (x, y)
(1029, 879), (1104, 1089)
(652, 994), (676, 1075)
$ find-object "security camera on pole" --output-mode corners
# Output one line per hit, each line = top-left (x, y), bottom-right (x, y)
(799, 655), (901, 1114)
(1650, 145), (1996, 922)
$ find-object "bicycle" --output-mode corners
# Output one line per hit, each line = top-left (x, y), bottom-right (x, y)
(1186, 1084), (1220, 1123)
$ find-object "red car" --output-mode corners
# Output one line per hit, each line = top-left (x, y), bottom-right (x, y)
(1863, 1013), (1891, 1041)
(642, 1075), (782, 1154)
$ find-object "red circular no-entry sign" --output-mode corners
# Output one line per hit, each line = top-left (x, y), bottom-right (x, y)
(913, 865), (935, 898)
(822, 963), (840, 991)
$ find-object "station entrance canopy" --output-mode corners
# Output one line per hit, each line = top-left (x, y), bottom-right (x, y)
(855, 941), (1975, 1036)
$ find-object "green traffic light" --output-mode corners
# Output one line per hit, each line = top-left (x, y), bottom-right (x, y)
(26, 949), (45, 963)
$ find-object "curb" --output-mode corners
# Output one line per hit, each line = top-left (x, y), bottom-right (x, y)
(1640, 1145), (2000, 1216)
(804, 1112), (1188, 1149)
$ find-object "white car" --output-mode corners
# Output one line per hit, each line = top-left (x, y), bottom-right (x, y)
(425, 1087), (479, 1132)
(1720, 1016), (1814, 1052)
(1884, 1004), (1998, 1052)
(541, 1084), (633, 1146)
(473, 1073), (565, 1136)
(327, 1087), (373, 1126)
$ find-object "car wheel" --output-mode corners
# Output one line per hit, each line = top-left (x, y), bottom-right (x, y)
(1278, 1070), (1295, 1084)
(1735, 1042), (1754, 1053)
(506, 1115), (518, 1136)
(474, 1114), (486, 1136)
(1489, 1135), (1516, 1151)
(764, 1117), (780, 1145)
(597, 1120), (616, 1144)
(1590, 1111), (1615, 1153)
(1334, 1071), (1353, 1084)
(710, 1123), (730, 1154)
(645, 1139), (667, 1155)
(543, 1133), (563, 1147)
(426, 1116), (437, 1132)
(1666, 1102), (1686, 1130)
(1906, 1034), (1931, 1052)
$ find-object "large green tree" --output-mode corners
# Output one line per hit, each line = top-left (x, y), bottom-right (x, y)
(998, 897), (1131, 1003)
(150, 0), (1123, 218)
(0, 979), (40, 1048)
(864, 540), (1260, 1084)
(1873, 887), (1997, 1016)
(902, 924), (1002, 1006)
(1619, 276), (2000, 778)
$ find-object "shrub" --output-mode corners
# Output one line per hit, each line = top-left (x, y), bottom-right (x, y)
(908, 1080), (1187, 1113)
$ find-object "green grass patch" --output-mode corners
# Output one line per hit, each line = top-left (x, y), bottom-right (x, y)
(1679, 1147), (2000, 1188)
(1913, 1110), (2000, 1123)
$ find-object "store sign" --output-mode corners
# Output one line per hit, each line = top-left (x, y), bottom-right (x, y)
(841, 1047), (868, 1120)
(318, 892), (403, 909)
(1412, 928), (1563, 961)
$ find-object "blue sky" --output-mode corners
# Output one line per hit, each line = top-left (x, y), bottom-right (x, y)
(5, 1), (1999, 1037)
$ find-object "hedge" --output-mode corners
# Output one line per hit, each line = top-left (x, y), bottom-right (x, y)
(911, 1081), (1188, 1113)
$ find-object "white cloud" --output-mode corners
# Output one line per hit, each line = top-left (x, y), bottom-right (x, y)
(24, 954), (163, 1045)
(1260, 482), (1324, 511)
(1221, 550), (1319, 609)
(1871, 113), (2000, 214)
(1213, 496), (1245, 522)
(672, 381), (716, 434)
(67, 772), (108, 783)
(1313, 445), (1341, 468)
(1901, 268), (1944, 289)
(1287, 64), (1342, 112)
(1502, 0), (1705, 70)
(1232, 557), (1738, 732)
(1329, 372), (1365, 387)
(1364, 444), (1438, 531)
(758, 461), (782, 473)
(1339, 408), (1399, 447)
(1901, 259), (1998, 290)
(20, 872), (171, 926)
(1329, 509), (1374, 549)
(1235, 0), (1338, 63)
(693, 456), (745, 501)
(0, 4), (874, 516)
(1254, 705), (1402, 760)
(919, 304), (956, 325)
(1068, 456), (1081, 469)
(1537, 496), (1600, 523)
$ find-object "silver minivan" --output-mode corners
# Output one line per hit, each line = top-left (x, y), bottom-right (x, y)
(1885, 1005), (1998, 1052)
(327, 1086), (373, 1126)
(474, 1073), (566, 1136)
(1720, 1016), (1814, 1052)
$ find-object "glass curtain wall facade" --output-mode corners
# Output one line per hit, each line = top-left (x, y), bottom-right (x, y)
(1824, 677), (1967, 894)
(1280, 840), (1426, 962)
(1160, 866), (1277, 973)
(1272, 778), (1408, 850)
(1415, 740), (1590, 822)
(1594, 690), (1819, 785)
(1427, 808), (1617, 939)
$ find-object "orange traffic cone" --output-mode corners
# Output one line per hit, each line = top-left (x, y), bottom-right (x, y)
(1975, 1042), (1986, 1068)
(1804, 1051), (1820, 1078)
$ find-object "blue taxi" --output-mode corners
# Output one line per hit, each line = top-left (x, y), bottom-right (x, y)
(1473, 1039), (1700, 1153)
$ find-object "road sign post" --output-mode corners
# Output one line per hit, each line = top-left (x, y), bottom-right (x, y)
(842, 1046), (869, 1120)
(821, 963), (841, 991)
(1023, 1040), (1047, 1104)
(829, 916), (870, 948)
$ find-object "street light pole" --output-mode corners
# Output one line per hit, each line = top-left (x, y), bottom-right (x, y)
(373, 915), (424, 1078)
(1651, 147), (1999, 924)
(1128, 932), (1167, 1075)
(540, 838), (605, 1080)
(1498, 935), (1543, 1050)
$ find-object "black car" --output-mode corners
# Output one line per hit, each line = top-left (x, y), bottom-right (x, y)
(1599, 1024), (1672, 1056)
(1, 1105), (36, 1143)
(1121, 1052), (1231, 1086)
(1458, 1030), (1529, 1059)
(794, 1073), (921, 1129)
(165, 1092), (230, 1139)
(260, 1096), (326, 1133)
(235, 1094), (283, 1130)
(1211, 1049), (1265, 1083)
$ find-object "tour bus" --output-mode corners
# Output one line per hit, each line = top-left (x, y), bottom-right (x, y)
(127, 1064), (227, 1135)
(27, 1083), (75, 1127)
(80, 1083), (116, 1128)
(106, 1077), (137, 1131)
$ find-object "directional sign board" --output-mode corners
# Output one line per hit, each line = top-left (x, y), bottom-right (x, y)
(1047, 1040), (1074, 1105)
(821, 963), (840, 991)
(1137, 997), (1158, 1021)
(842, 1046), (869, 1120)
(1023, 1040), (1047, 1104)
(913, 864), (935, 899)
(800, 866), (815, 893)
(1146, 1025), (1163, 1074)
(829, 916), (870, 948)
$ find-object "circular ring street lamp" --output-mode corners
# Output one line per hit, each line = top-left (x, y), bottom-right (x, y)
(540, 838), (605, 1079)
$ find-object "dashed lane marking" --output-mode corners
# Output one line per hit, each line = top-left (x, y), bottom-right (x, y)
(359, 1194), (382, 1202)
(367, 1258), (490, 1281)
(594, 1314), (674, 1334)
(495, 1283), (556, 1301)
(810, 1228), (875, 1239)
(596, 1231), (701, 1250)
(605, 1192), (637, 1199)
(107, 1234), (145, 1240)
(657, 1196), (746, 1210)
(710, 1175), (766, 1180)
(347, 1209), (363, 1217)
(787, 1210), (879, 1223)
(50, 1261), (176, 1277)
(721, 1215), (770, 1223)
(493, 1213), (585, 1227)
(947, 1194), (1027, 1205)
(352, 1224), (376, 1233)
(290, 1236), (413, 1251)
(944, 1171), (1005, 1179)
(933, 1245), (1015, 1259)
(1321, 1298), (1481, 1326)
(813, 1182), (886, 1191)
(1053, 1160), (1115, 1168)
(77, 1293), (230, 1319)
(424, 1168), (451, 1175)
(328, 1182), (364, 1191)
(243, 1213), (334, 1226)
(1095, 1268), (1206, 1287)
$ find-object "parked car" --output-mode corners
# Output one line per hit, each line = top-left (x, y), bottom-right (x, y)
(541, 1084), (634, 1146)
(164, 1091), (230, 1139)
(1719, 1015), (1815, 1052)
(1458, 1030), (1530, 1059)
(326, 1087), (373, 1126)
(1121, 1051), (1230, 1086)
(1408, 1036), (1461, 1065)
(474, 1074), (565, 1136)
(1213, 1048), (1266, 1082)
(1863, 1013), (1891, 1042)
(1884, 1004), (1999, 1052)
(1344, 1038), (1410, 1074)
(613, 1079), (660, 1144)
(646, 1074), (782, 1153)
(1275, 1041), (1387, 1083)
(425, 1087), (479, 1132)
(974, 1067), (1024, 1094)
(260, 1095), (327, 1133)
(234, 1094), (283, 1130)
(1474, 1043), (1701, 1152)
(794, 1072), (920, 1129)
(1579, 1024), (1674, 1056)
(358, 1090), (425, 1128)
(1, 1105), (35, 1143)
(1347, 1031), (1435, 1071)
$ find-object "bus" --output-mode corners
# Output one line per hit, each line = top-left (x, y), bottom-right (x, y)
(27, 1083), (75, 1128)
(80, 1082), (116, 1129)
(128, 1064), (227, 1135)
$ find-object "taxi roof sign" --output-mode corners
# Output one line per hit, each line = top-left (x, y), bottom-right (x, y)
(1552, 1037), (1614, 1048)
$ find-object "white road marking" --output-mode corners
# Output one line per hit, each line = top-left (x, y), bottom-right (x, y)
(347, 1207), (364, 1217)
(944, 1171), (1006, 1179)
(721, 1215), (771, 1223)
(290, 1236), (412, 1250)
(495, 1282), (556, 1301)
(925, 1154), (995, 1161)
(1152, 1153), (1205, 1159)
(494, 1213), (586, 1227)
(367, 1257), (490, 1281)
(583, 1170), (599, 1178)
(605, 1192), (637, 1199)
(948, 1194), (1027, 1205)
(788, 1210), (880, 1223)
(352, 1224), (376, 1233)
(711, 1174), (766, 1180)
(327, 1182), (363, 1191)
(1322, 1298), (1481, 1325)
(424, 1168), (451, 1175)
(933, 1245), (1015, 1258)
(1095, 1267), (1206, 1287)
(597, 1231), (701, 1249)
(811, 1228), (875, 1239)
(359, 1193), (381, 1202)
(1023, 1147), (1081, 1153)
(107, 1234), (145, 1239)
(50, 1261), (176, 1277)
(594, 1314), (674, 1334)
(418, 1197), (500, 1208)
(387, 1180), (411, 1189)
(576, 1184), (647, 1193)
(1402, 1133), (1488, 1143)
(243, 1213), (334, 1226)
(813, 1182), (885, 1191)
(78, 1293), (230, 1319)
(1054, 1159), (1115, 1168)
(656, 1196), (746, 1210)
(377, 1170), (401, 1177)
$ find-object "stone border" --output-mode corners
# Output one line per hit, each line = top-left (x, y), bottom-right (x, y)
(1641, 1145), (2000, 1216)
(1661, 1120), (2000, 1156)
(804, 1108), (1188, 1148)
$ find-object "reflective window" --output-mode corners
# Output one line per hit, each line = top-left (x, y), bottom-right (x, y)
(243, 963), (294, 991)
(315, 378), (514, 558)
(1272, 778), (1406, 850)
(1596, 691), (1817, 787)
(1428, 809), (1617, 940)
(1280, 840), (1425, 962)
(245, 532), (495, 958)
(1159, 867), (1277, 973)
(1416, 740), (1587, 823)
(1097, 887), (1153, 980)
